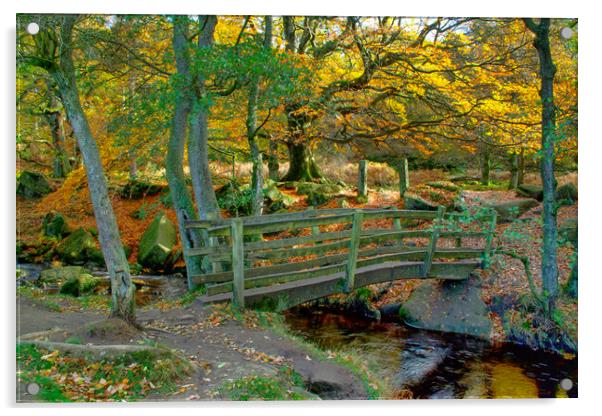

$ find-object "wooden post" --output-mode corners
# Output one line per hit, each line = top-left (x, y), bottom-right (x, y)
(345, 210), (364, 293)
(358, 160), (368, 198)
(308, 207), (321, 244)
(398, 158), (409, 198)
(483, 211), (497, 268)
(423, 206), (446, 277)
(231, 218), (245, 309)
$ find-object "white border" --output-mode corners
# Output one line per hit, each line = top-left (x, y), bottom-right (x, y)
(3, 1), (600, 415)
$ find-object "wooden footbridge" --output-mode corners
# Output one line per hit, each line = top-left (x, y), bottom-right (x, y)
(183, 207), (496, 311)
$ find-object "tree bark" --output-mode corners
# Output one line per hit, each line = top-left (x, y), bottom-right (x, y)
(49, 16), (135, 323)
(517, 148), (525, 185)
(524, 17), (559, 314)
(509, 153), (519, 190)
(43, 80), (70, 178)
(168, 16), (205, 287)
(480, 145), (491, 186)
(188, 15), (220, 221)
(564, 240), (577, 299)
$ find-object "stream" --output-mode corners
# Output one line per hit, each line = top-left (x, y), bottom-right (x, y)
(285, 309), (578, 399)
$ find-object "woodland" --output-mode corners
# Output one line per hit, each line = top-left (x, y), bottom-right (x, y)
(15, 15), (578, 401)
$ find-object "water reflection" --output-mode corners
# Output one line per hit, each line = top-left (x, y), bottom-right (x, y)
(285, 310), (577, 399)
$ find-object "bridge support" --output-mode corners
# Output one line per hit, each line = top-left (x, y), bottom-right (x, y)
(423, 206), (446, 277)
(344, 210), (364, 293)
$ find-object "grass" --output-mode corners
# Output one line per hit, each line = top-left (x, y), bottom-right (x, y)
(219, 367), (309, 400)
(17, 286), (111, 312)
(16, 343), (192, 402)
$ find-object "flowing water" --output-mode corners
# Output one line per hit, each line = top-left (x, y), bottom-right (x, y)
(285, 310), (578, 399)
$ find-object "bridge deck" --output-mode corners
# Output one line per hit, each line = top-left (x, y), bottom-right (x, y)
(199, 259), (481, 311)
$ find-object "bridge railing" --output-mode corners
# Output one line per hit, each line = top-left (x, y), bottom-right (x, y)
(183, 207), (497, 309)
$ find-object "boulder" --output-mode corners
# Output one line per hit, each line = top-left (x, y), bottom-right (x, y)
(403, 193), (438, 211)
(295, 182), (343, 207)
(137, 213), (179, 271)
(394, 331), (451, 388)
(516, 184), (543, 201)
(55, 228), (104, 265)
(485, 198), (538, 222)
(119, 179), (165, 199)
(559, 217), (578, 245)
(59, 273), (101, 297)
(40, 266), (87, 285)
(400, 277), (492, 339)
(17, 171), (52, 199)
(41, 212), (70, 239)
(264, 183), (295, 212)
(556, 183), (578, 204)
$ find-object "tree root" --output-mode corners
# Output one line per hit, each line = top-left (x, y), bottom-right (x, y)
(19, 340), (168, 359)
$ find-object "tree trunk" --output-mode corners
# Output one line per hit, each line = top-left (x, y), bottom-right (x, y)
(245, 16), (272, 216)
(282, 141), (322, 182)
(188, 16), (220, 221)
(268, 140), (279, 181)
(509, 153), (519, 190)
(398, 158), (409, 198)
(525, 17), (559, 314)
(517, 148), (525, 185)
(480, 146), (490, 186)
(564, 240), (578, 299)
(168, 17), (204, 287)
(281, 16), (322, 183)
(50, 16), (135, 323)
(44, 80), (70, 178)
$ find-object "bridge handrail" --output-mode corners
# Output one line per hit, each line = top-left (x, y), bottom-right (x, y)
(183, 206), (497, 309)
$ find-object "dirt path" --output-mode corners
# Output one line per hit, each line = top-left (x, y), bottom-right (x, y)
(17, 296), (367, 401)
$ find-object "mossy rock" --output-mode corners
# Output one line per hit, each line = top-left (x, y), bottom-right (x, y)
(55, 228), (104, 266)
(559, 217), (578, 245)
(264, 183), (295, 213)
(137, 213), (178, 271)
(516, 184), (543, 201)
(305, 190), (331, 207)
(119, 179), (166, 199)
(17, 171), (52, 199)
(556, 183), (578, 204)
(41, 212), (70, 239)
(295, 182), (343, 196)
(40, 266), (87, 285)
(484, 198), (538, 222)
(403, 193), (438, 211)
(59, 273), (101, 297)
(401, 278), (492, 338)
(426, 181), (461, 192)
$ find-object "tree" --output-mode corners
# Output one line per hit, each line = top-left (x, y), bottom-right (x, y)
(18, 14), (136, 324)
(524, 17), (559, 315)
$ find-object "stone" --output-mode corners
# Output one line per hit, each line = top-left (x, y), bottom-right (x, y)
(41, 212), (70, 239)
(516, 184), (543, 201)
(403, 193), (438, 211)
(556, 182), (578, 204)
(485, 198), (538, 222)
(559, 217), (578, 245)
(16, 171), (52, 199)
(59, 273), (101, 297)
(264, 183), (295, 213)
(55, 228), (104, 265)
(40, 266), (87, 285)
(400, 277), (492, 338)
(119, 179), (165, 199)
(395, 331), (450, 388)
(137, 213), (178, 271)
